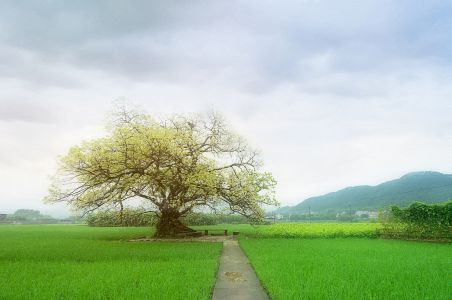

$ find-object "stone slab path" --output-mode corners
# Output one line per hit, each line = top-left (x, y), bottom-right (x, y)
(212, 239), (269, 300)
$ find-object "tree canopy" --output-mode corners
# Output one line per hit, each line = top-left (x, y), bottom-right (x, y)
(45, 108), (278, 236)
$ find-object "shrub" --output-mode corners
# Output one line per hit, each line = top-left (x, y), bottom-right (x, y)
(181, 213), (218, 226)
(380, 201), (452, 240)
(86, 209), (156, 227)
(86, 210), (249, 227)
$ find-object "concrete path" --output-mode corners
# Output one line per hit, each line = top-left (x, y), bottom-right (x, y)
(212, 239), (269, 300)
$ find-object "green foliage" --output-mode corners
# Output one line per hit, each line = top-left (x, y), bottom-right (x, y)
(0, 225), (222, 300)
(86, 209), (156, 227)
(11, 209), (41, 220)
(215, 214), (249, 224)
(381, 201), (452, 240)
(240, 238), (452, 300)
(5, 209), (58, 224)
(182, 213), (219, 226)
(182, 213), (248, 226)
(46, 109), (278, 236)
(86, 210), (250, 227)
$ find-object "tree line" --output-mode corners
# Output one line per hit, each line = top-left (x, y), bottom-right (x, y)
(0, 209), (80, 224)
(86, 209), (249, 227)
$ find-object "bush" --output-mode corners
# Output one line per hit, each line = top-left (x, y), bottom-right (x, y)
(86, 210), (249, 227)
(181, 213), (218, 226)
(182, 213), (248, 226)
(380, 201), (452, 240)
(86, 209), (156, 227)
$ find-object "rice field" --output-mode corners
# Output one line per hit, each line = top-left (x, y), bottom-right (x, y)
(0, 225), (222, 300)
(1, 223), (450, 300)
(240, 238), (452, 300)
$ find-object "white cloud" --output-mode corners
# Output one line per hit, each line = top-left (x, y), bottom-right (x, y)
(0, 0), (452, 215)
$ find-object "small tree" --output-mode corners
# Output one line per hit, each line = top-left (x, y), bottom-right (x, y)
(45, 108), (278, 237)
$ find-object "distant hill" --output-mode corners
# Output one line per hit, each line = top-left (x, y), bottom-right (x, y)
(277, 171), (452, 214)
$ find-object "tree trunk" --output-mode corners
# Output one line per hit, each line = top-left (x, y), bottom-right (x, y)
(154, 209), (195, 237)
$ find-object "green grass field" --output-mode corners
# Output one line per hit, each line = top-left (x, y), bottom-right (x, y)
(240, 238), (452, 300)
(1, 223), (451, 300)
(0, 225), (222, 300)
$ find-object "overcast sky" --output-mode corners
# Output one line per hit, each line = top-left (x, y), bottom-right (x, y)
(1, 0), (452, 217)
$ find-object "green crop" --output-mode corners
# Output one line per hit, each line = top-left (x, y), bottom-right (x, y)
(0, 225), (222, 300)
(248, 222), (381, 238)
(240, 238), (452, 300)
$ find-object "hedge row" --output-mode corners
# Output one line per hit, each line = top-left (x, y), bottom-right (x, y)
(86, 210), (248, 227)
(86, 209), (156, 227)
(380, 201), (452, 241)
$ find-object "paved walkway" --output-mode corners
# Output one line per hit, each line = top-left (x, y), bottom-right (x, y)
(212, 239), (269, 300)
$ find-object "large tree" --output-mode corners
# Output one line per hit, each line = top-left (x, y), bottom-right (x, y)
(45, 108), (277, 237)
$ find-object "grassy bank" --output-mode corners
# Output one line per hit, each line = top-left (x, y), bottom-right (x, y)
(0, 225), (222, 300)
(240, 238), (452, 300)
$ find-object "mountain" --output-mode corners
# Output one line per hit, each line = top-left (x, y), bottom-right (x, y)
(277, 171), (452, 213)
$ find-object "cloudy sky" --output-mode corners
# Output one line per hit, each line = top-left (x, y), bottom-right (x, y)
(1, 0), (452, 216)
